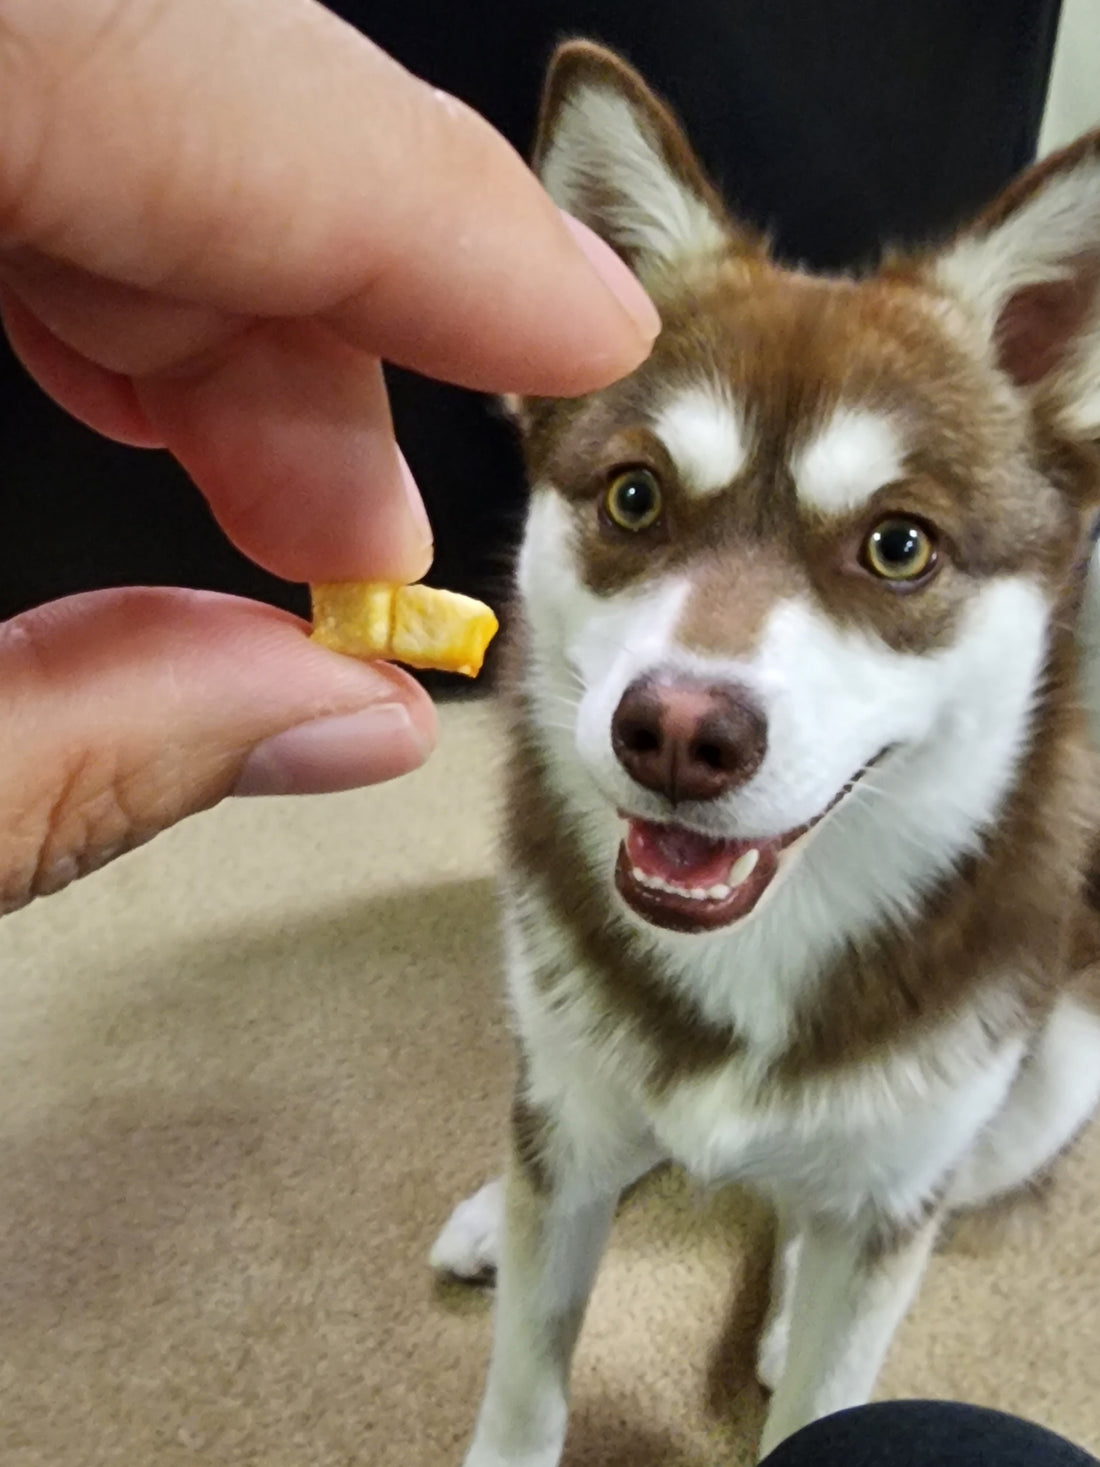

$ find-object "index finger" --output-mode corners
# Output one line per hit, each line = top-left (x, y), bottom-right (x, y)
(0, 0), (659, 396)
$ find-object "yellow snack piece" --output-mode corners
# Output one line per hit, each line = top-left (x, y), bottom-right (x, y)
(310, 582), (499, 678)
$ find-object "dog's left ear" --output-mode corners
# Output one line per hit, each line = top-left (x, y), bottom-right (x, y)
(503, 42), (752, 431)
(532, 40), (751, 289)
(929, 132), (1100, 437)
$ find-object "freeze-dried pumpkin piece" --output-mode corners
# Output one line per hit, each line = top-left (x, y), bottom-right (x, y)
(310, 582), (499, 678)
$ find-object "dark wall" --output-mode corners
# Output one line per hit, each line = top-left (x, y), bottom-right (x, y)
(0, 1), (1062, 664)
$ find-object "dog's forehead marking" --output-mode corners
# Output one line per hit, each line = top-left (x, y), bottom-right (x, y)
(652, 384), (747, 498)
(792, 408), (906, 516)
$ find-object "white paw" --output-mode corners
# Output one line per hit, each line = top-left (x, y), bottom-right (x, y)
(755, 1314), (789, 1394)
(463, 1420), (566, 1467)
(463, 1448), (562, 1467)
(430, 1178), (504, 1279)
(461, 1378), (568, 1466)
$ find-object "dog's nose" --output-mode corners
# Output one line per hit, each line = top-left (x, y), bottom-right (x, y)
(611, 678), (767, 802)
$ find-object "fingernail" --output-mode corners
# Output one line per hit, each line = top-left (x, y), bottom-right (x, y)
(233, 703), (430, 797)
(561, 213), (661, 340)
(397, 448), (435, 580)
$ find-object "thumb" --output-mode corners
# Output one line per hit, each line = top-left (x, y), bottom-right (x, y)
(0, 588), (436, 912)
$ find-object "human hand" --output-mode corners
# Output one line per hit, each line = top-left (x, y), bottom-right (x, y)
(0, 0), (658, 910)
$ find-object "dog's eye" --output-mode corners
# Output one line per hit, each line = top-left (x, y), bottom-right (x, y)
(862, 518), (936, 582)
(603, 468), (663, 533)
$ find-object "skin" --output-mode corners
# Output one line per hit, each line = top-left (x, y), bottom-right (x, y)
(0, 0), (659, 911)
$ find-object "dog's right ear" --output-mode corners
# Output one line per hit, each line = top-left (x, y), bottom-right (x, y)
(534, 41), (748, 288)
(927, 131), (1100, 442)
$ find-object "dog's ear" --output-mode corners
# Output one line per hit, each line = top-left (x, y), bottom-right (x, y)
(928, 132), (1100, 437)
(534, 41), (748, 287)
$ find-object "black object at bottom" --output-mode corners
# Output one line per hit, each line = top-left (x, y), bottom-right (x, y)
(761, 1402), (1099, 1466)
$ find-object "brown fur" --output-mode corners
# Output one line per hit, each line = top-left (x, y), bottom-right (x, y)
(677, 546), (806, 660)
(969, 130), (1100, 235)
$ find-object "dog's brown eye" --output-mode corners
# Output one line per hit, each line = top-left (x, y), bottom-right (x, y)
(604, 468), (663, 533)
(862, 518), (936, 582)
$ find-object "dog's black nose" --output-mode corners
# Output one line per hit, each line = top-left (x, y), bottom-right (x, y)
(611, 678), (767, 803)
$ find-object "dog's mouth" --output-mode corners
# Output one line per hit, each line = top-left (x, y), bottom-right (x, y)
(613, 766), (873, 934)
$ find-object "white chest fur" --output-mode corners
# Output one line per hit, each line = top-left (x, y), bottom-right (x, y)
(648, 1038), (1024, 1221)
(506, 886), (1026, 1224)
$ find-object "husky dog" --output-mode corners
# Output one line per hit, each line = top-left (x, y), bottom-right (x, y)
(433, 41), (1100, 1464)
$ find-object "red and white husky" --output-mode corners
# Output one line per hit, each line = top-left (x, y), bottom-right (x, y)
(432, 40), (1100, 1464)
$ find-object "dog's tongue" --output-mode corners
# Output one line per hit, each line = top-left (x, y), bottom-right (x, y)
(625, 819), (756, 888)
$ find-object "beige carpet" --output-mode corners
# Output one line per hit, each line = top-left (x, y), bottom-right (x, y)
(2, 700), (1099, 1467)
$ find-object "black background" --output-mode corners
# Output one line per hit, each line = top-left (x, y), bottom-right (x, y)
(0, 0), (1062, 677)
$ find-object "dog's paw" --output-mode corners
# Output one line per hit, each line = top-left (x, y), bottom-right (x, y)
(463, 1423), (566, 1467)
(430, 1177), (504, 1279)
(755, 1313), (789, 1394)
(463, 1449), (562, 1467)
(462, 1385), (568, 1467)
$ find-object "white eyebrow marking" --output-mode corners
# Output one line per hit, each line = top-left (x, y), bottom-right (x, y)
(792, 409), (906, 515)
(653, 384), (747, 498)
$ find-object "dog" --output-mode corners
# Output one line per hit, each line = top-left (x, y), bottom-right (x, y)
(430, 39), (1100, 1465)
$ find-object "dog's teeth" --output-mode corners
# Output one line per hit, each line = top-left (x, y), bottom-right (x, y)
(728, 848), (761, 887)
(632, 865), (736, 902)
(632, 865), (674, 893)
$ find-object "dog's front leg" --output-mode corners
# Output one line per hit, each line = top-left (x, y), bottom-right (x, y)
(462, 1149), (619, 1467)
(756, 1200), (804, 1393)
(755, 1209), (939, 1461)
